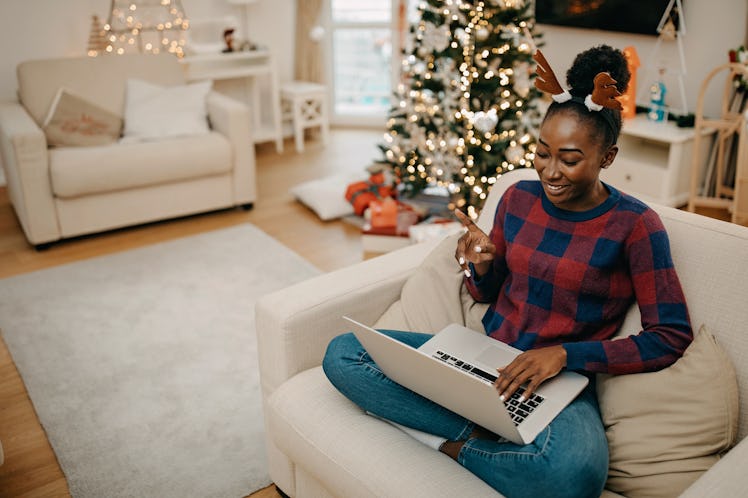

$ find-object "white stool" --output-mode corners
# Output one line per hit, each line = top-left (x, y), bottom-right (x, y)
(280, 81), (329, 153)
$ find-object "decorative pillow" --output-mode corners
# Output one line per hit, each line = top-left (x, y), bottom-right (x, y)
(290, 172), (368, 221)
(42, 88), (122, 147)
(121, 78), (212, 143)
(598, 325), (739, 498)
(374, 231), (487, 334)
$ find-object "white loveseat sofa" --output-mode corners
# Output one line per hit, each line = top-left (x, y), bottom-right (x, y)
(0, 54), (256, 248)
(256, 169), (748, 497)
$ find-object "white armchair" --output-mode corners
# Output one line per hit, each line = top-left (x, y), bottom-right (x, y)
(0, 54), (256, 248)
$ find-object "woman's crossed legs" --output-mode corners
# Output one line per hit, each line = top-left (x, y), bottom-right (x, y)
(323, 330), (609, 498)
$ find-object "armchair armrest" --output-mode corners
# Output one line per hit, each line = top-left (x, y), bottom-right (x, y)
(678, 436), (748, 497)
(0, 103), (59, 245)
(256, 240), (440, 397)
(206, 91), (256, 204)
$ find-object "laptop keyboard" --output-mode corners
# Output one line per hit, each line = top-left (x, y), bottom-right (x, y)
(432, 350), (545, 426)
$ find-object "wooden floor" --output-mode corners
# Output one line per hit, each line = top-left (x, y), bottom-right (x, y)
(0, 126), (738, 498)
(0, 128), (382, 498)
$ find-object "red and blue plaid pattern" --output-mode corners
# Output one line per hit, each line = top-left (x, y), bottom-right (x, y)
(466, 180), (692, 374)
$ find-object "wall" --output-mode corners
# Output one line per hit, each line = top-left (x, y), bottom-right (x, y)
(0, 0), (295, 102)
(538, 0), (747, 119)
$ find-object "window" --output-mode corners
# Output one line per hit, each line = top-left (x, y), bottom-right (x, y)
(328, 0), (403, 123)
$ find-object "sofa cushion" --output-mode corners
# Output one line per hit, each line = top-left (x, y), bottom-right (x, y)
(268, 366), (503, 498)
(42, 88), (123, 147)
(121, 78), (212, 143)
(598, 325), (739, 498)
(49, 132), (231, 198)
(374, 232), (488, 333)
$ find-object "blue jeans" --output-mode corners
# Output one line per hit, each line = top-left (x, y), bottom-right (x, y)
(322, 330), (609, 498)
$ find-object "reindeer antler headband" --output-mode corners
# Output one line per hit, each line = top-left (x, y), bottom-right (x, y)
(532, 50), (623, 112)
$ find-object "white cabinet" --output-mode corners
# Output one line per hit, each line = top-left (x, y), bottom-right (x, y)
(180, 50), (283, 152)
(602, 115), (715, 207)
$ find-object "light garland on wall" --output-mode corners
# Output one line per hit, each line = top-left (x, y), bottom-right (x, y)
(97, 0), (189, 58)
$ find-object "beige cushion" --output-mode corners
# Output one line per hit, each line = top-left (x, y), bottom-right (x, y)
(49, 132), (231, 198)
(374, 232), (488, 333)
(598, 325), (739, 498)
(42, 88), (122, 147)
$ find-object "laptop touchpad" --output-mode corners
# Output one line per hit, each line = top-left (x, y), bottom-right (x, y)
(476, 346), (516, 369)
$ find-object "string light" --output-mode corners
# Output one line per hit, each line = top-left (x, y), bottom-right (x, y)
(101, 0), (188, 58)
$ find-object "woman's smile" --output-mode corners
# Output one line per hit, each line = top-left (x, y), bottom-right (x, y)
(544, 183), (569, 193)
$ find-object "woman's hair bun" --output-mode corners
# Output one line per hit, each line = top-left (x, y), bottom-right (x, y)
(566, 45), (630, 97)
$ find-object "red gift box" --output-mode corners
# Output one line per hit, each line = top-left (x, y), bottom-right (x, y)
(345, 172), (396, 216)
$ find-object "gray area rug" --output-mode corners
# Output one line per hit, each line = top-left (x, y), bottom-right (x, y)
(0, 224), (320, 498)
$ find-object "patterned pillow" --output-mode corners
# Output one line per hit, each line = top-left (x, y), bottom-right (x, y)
(42, 88), (122, 147)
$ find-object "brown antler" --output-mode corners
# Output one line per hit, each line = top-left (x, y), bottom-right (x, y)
(590, 72), (623, 110)
(533, 50), (566, 97)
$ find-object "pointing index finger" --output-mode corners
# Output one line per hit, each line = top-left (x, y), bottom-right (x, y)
(454, 209), (479, 232)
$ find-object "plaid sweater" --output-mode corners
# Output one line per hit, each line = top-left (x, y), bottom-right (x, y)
(466, 180), (692, 375)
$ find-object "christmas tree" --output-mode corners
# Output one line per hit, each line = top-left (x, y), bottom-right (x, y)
(380, 0), (542, 218)
(87, 15), (108, 57)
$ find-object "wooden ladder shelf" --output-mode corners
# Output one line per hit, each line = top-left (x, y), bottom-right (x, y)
(688, 63), (748, 224)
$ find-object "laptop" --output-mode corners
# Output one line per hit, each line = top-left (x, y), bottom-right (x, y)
(344, 316), (589, 445)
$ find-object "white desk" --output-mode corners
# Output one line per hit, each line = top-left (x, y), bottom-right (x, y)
(180, 50), (283, 152)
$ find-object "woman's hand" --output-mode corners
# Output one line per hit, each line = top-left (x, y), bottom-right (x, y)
(495, 346), (567, 402)
(454, 209), (496, 278)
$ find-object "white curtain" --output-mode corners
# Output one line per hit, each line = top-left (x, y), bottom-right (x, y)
(294, 0), (324, 83)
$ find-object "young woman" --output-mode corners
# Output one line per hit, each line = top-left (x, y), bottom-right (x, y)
(323, 46), (693, 498)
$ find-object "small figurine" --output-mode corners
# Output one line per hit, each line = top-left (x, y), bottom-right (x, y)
(648, 67), (667, 123)
(222, 28), (235, 53)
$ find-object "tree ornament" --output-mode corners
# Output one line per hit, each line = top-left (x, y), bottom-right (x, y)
(505, 143), (525, 164)
(500, 24), (521, 45)
(470, 109), (499, 133)
(476, 27), (490, 41)
(454, 28), (470, 47)
(422, 21), (451, 53)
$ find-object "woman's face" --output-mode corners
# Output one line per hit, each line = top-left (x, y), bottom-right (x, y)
(534, 110), (618, 212)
